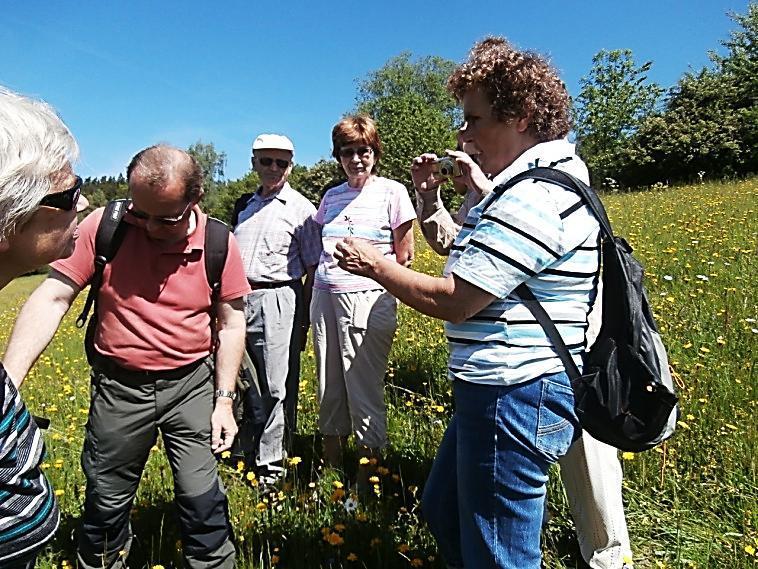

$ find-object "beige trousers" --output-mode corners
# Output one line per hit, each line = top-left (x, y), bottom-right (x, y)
(311, 288), (397, 449)
(560, 433), (633, 568)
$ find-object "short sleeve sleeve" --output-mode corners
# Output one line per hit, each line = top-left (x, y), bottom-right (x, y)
(49, 208), (103, 288)
(452, 181), (565, 298)
(219, 234), (253, 301)
(297, 213), (323, 268)
(389, 183), (416, 230)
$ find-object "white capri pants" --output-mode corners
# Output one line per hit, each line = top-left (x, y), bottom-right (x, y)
(310, 288), (397, 449)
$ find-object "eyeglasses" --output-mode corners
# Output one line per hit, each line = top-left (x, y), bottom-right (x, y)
(338, 146), (373, 159)
(38, 175), (83, 211)
(127, 200), (193, 226)
(255, 157), (291, 169)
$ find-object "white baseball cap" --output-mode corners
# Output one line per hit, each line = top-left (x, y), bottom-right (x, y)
(252, 134), (294, 154)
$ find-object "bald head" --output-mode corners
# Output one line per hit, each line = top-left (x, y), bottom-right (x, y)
(126, 145), (203, 201)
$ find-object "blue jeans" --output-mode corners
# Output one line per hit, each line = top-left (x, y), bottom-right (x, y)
(422, 372), (579, 568)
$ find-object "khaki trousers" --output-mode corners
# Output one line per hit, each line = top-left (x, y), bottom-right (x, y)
(311, 288), (397, 449)
(560, 433), (633, 568)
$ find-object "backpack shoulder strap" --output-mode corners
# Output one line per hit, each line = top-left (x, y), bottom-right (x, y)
(514, 284), (582, 381)
(75, 199), (129, 328)
(488, 168), (611, 380)
(205, 216), (231, 353)
(482, 167), (615, 241)
(204, 216), (230, 303)
(230, 192), (254, 228)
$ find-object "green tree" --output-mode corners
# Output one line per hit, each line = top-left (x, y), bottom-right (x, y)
(204, 172), (260, 223)
(81, 175), (128, 211)
(714, 2), (758, 173)
(187, 140), (226, 193)
(355, 53), (460, 192)
(357, 52), (460, 125)
(288, 160), (344, 206)
(632, 69), (743, 184)
(630, 2), (757, 184)
(573, 49), (663, 187)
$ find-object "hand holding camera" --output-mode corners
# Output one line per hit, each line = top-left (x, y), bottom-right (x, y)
(412, 151), (491, 197)
(431, 157), (462, 179)
(411, 153), (467, 192)
(411, 153), (447, 193)
(444, 150), (494, 197)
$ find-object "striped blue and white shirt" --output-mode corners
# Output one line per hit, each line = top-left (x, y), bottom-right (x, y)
(0, 365), (59, 562)
(444, 139), (600, 386)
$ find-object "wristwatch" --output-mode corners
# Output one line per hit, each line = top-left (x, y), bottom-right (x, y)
(214, 389), (237, 401)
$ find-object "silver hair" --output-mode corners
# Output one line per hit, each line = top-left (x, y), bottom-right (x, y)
(0, 86), (79, 239)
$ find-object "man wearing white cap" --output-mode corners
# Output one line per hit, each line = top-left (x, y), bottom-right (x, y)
(231, 134), (322, 488)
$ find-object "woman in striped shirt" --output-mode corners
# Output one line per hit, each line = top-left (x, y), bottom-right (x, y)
(334, 39), (601, 568)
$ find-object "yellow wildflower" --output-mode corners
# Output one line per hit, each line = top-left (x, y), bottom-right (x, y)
(326, 532), (344, 546)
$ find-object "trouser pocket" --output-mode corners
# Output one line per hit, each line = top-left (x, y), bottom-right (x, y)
(535, 375), (577, 463)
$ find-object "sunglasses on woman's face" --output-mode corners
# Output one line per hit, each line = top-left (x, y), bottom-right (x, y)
(38, 175), (83, 211)
(256, 157), (291, 169)
(126, 200), (193, 226)
(339, 146), (373, 159)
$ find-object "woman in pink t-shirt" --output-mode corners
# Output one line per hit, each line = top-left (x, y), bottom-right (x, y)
(311, 115), (416, 488)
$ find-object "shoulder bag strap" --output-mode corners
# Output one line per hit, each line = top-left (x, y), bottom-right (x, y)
(514, 283), (582, 381)
(75, 199), (129, 328)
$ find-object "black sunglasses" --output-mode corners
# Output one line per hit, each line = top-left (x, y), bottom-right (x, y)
(256, 157), (291, 169)
(38, 175), (83, 211)
(338, 146), (372, 159)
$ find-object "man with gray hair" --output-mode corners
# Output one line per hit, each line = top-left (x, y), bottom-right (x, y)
(0, 86), (88, 568)
(231, 134), (321, 489)
(4, 144), (251, 568)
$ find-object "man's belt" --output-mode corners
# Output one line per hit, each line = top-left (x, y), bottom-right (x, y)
(91, 351), (207, 382)
(248, 279), (300, 290)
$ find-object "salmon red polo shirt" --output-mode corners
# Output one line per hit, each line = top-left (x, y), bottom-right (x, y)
(51, 206), (252, 371)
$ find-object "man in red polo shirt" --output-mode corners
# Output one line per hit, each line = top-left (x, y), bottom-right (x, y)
(4, 145), (251, 569)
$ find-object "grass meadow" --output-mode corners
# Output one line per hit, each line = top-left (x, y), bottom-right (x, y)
(1, 178), (755, 568)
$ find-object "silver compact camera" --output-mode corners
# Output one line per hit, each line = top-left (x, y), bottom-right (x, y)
(432, 157), (461, 178)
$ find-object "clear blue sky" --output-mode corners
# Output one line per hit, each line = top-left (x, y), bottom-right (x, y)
(2, 0), (750, 181)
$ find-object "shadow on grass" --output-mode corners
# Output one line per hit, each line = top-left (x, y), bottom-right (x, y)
(49, 500), (186, 569)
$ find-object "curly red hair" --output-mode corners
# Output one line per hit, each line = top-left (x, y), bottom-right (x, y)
(447, 37), (571, 141)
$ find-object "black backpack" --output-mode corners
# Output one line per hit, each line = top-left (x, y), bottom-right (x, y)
(75, 199), (230, 363)
(483, 167), (678, 452)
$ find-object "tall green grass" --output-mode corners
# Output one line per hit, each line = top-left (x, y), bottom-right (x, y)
(1, 178), (755, 568)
